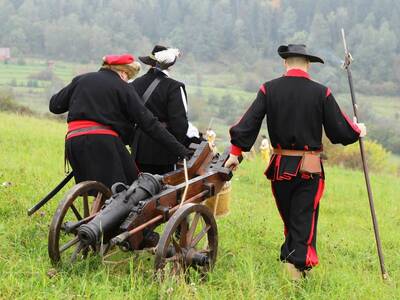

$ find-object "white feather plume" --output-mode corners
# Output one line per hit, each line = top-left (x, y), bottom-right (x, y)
(154, 48), (180, 64)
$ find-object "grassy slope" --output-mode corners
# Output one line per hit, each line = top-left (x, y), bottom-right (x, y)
(0, 112), (399, 299)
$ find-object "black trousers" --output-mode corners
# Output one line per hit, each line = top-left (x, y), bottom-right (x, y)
(66, 135), (139, 189)
(136, 163), (175, 175)
(271, 174), (325, 270)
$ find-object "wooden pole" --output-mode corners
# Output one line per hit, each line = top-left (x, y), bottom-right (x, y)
(341, 29), (389, 280)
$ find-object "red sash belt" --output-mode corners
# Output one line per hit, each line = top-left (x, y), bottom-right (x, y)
(66, 120), (119, 140)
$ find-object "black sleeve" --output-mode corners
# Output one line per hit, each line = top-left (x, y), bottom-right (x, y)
(323, 91), (360, 145)
(229, 88), (267, 152)
(167, 84), (189, 143)
(49, 76), (80, 114)
(126, 88), (189, 158)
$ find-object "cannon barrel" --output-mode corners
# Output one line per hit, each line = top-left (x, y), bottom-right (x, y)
(77, 173), (163, 246)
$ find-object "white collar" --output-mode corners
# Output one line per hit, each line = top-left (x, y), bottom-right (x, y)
(161, 69), (170, 77)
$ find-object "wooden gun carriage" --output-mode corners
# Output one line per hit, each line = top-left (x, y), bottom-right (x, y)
(44, 142), (234, 276)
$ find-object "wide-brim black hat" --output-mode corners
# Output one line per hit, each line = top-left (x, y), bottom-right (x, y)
(278, 44), (324, 64)
(139, 45), (168, 66)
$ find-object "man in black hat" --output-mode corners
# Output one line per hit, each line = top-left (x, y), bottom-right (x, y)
(225, 44), (366, 280)
(131, 45), (196, 175)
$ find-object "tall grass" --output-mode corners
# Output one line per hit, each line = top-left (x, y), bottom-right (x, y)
(0, 112), (399, 299)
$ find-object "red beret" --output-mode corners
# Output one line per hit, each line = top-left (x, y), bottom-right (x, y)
(103, 54), (135, 65)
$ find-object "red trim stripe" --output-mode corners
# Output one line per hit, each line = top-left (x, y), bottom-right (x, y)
(326, 87), (331, 97)
(285, 69), (311, 79)
(305, 178), (325, 267)
(340, 111), (361, 135)
(260, 84), (266, 95)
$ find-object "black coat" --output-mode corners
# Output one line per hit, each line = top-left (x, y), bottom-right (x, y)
(49, 68), (188, 156)
(230, 69), (360, 180)
(49, 68), (189, 187)
(131, 69), (189, 165)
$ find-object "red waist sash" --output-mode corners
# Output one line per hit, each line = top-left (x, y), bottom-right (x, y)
(66, 120), (119, 140)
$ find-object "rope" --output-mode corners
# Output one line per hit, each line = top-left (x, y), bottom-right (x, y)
(179, 158), (189, 208)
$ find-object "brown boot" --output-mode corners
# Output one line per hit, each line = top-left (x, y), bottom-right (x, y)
(283, 262), (302, 281)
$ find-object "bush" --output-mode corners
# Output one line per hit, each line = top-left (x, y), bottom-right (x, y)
(17, 57), (26, 65)
(325, 139), (395, 174)
(29, 68), (54, 81)
(0, 89), (33, 115)
(27, 79), (39, 88)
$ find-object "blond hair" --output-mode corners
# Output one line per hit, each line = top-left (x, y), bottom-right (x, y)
(102, 62), (141, 80)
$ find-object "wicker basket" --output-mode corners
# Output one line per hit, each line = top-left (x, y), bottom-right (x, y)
(204, 181), (231, 218)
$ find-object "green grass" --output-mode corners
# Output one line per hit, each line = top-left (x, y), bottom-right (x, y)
(0, 111), (399, 299)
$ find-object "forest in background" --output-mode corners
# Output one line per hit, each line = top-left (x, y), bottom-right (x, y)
(1, 0), (399, 92)
(0, 0), (399, 154)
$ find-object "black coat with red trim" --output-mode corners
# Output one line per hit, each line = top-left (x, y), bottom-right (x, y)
(130, 68), (189, 165)
(49, 68), (188, 157)
(229, 69), (360, 179)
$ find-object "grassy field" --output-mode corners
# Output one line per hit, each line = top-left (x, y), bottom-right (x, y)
(0, 111), (399, 299)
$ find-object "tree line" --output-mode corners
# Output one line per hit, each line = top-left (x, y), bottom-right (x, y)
(1, 0), (399, 94)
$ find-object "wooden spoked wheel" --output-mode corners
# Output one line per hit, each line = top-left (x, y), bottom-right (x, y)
(48, 181), (111, 265)
(154, 203), (218, 278)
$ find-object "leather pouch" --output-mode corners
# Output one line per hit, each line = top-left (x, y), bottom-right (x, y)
(299, 153), (321, 174)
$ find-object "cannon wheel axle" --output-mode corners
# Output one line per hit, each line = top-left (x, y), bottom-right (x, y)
(154, 203), (218, 278)
(48, 181), (111, 265)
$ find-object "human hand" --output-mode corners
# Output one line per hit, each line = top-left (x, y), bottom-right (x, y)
(224, 154), (240, 171)
(353, 117), (367, 137)
(357, 123), (366, 137)
(181, 148), (194, 160)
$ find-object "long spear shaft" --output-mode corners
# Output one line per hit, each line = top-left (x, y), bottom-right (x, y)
(341, 28), (388, 280)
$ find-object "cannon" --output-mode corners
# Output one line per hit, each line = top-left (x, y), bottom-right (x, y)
(77, 173), (163, 246)
(43, 142), (236, 277)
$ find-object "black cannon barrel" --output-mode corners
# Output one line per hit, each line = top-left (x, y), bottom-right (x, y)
(77, 173), (163, 246)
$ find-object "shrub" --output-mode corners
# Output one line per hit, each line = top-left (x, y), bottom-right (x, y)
(0, 89), (34, 115)
(27, 79), (39, 88)
(17, 57), (26, 65)
(28, 68), (54, 81)
(325, 139), (395, 174)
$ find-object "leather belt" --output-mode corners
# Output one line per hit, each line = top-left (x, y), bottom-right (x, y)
(66, 125), (117, 139)
(272, 148), (321, 157)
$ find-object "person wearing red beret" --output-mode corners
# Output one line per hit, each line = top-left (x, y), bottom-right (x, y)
(49, 54), (191, 189)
